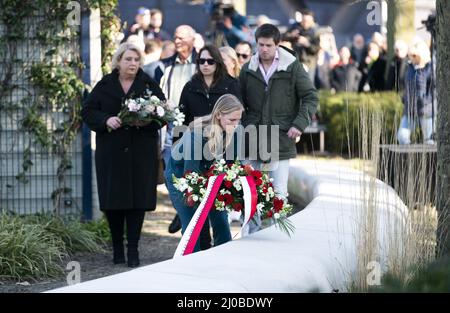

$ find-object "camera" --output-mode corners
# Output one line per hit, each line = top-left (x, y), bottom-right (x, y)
(422, 14), (436, 33)
(210, 0), (235, 23)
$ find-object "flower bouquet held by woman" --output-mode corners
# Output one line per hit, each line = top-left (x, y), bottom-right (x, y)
(108, 91), (185, 132)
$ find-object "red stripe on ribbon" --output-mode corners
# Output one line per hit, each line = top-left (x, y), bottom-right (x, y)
(183, 173), (226, 255)
(245, 176), (258, 221)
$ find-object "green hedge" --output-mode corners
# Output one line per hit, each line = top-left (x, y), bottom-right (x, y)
(370, 255), (450, 292)
(317, 91), (404, 155)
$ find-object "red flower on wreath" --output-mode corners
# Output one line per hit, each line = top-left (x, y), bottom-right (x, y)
(186, 194), (195, 207)
(233, 202), (243, 212)
(251, 170), (262, 179)
(224, 194), (234, 205)
(273, 198), (284, 212)
(224, 180), (233, 189)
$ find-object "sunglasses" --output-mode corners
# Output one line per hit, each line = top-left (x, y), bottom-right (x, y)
(198, 58), (216, 65)
(236, 53), (249, 59)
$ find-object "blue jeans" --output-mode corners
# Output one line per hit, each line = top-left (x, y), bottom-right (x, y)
(165, 172), (231, 253)
(397, 115), (435, 145)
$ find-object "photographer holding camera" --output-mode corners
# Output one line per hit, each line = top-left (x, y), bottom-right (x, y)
(206, 0), (252, 48)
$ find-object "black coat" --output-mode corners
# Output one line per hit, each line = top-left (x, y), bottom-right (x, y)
(179, 74), (241, 126)
(81, 68), (166, 211)
(330, 62), (362, 92)
(386, 56), (408, 93)
(368, 53), (388, 92)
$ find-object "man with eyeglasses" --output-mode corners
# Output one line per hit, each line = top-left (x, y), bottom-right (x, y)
(155, 25), (198, 163)
(235, 41), (253, 66)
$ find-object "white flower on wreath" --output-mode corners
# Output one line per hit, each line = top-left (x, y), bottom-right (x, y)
(226, 170), (237, 181)
(233, 180), (242, 191)
(174, 178), (188, 192)
(215, 199), (225, 210)
(274, 212), (280, 219)
(256, 203), (265, 214)
(187, 186), (193, 193)
(192, 195), (199, 202)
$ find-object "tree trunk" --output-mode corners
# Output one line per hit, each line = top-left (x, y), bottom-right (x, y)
(385, 0), (397, 81)
(436, 0), (450, 257)
(385, 1), (415, 81)
(395, 0), (415, 45)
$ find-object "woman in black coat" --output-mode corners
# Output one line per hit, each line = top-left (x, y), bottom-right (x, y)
(168, 44), (241, 249)
(179, 44), (242, 126)
(82, 43), (166, 267)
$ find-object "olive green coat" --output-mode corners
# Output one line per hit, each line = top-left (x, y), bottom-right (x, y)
(239, 46), (319, 160)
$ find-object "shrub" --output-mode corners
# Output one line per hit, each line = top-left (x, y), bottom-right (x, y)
(370, 255), (450, 292)
(317, 91), (404, 155)
(81, 216), (112, 244)
(24, 213), (106, 254)
(0, 212), (108, 282)
(0, 213), (67, 281)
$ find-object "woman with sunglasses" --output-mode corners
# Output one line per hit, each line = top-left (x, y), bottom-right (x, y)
(179, 44), (241, 127)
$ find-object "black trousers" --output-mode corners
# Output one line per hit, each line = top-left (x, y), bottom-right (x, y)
(104, 210), (146, 249)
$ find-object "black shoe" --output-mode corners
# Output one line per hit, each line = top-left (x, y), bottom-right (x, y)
(127, 247), (140, 268)
(113, 246), (125, 264)
(168, 214), (182, 234)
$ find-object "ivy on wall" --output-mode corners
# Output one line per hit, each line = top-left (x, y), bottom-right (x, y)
(0, 0), (121, 214)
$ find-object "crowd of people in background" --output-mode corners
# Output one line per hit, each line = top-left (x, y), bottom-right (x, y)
(120, 3), (436, 232)
(121, 5), (434, 100)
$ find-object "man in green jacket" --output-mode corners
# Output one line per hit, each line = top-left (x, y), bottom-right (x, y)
(239, 23), (318, 204)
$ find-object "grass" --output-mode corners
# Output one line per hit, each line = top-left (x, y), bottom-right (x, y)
(348, 102), (438, 291)
(370, 255), (450, 292)
(0, 213), (67, 282)
(81, 216), (112, 244)
(0, 212), (107, 282)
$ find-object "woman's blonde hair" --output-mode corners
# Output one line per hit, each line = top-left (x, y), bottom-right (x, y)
(409, 40), (431, 65)
(191, 94), (244, 158)
(219, 46), (241, 78)
(111, 43), (144, 70)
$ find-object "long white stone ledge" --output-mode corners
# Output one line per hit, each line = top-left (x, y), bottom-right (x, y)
(48, 159), (408, 293)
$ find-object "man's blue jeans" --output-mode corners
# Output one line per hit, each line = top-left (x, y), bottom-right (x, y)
(397, 115), (435, 145)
